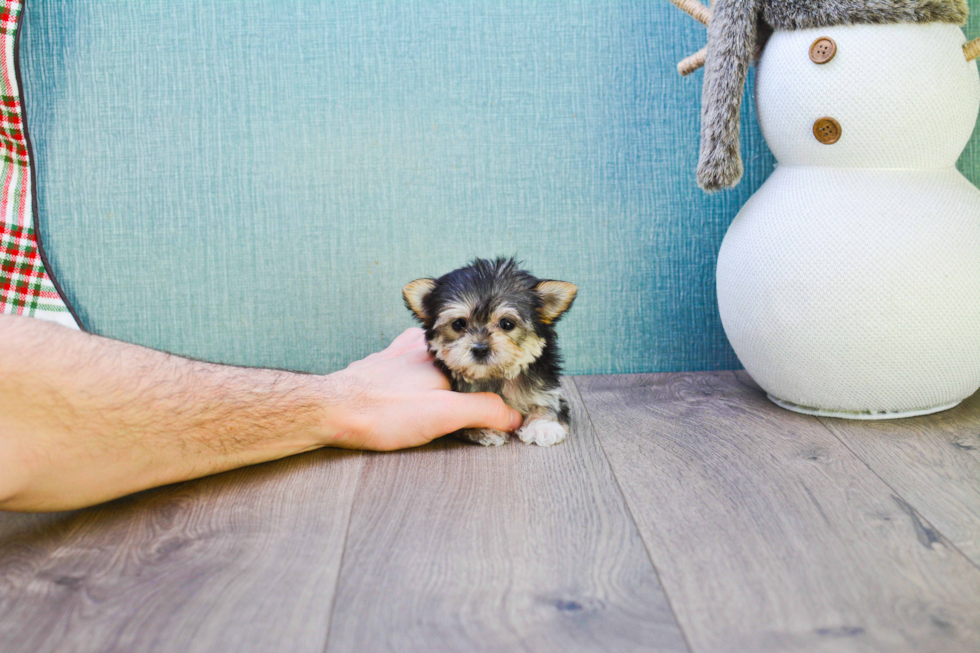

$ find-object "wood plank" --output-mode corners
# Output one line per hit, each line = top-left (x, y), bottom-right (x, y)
(576, 371), (980, 653)
(0, 448), (363, 653)
(817, 390), (980, 566)
(326, 380), (689, 653)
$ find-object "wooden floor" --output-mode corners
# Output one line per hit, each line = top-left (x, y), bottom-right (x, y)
(2, 372), (980, 652)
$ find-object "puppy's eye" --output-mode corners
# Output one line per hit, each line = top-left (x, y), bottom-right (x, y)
(499, 318), (515, 331)
(451, 318), (467, 332)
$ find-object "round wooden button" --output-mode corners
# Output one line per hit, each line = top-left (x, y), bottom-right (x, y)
(813, 117), (841, 144)
(809, 37), (837, 64)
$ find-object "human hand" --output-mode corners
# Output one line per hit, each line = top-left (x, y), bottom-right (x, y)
(327, 328), (523, 451)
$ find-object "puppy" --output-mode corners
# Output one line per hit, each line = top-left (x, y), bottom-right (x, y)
(402, 258), (577, 447)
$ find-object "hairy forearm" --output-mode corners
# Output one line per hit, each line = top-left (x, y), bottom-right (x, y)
(0, 315), (347, 511)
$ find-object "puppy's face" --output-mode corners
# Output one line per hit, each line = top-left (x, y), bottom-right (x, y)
(403, 259), (576, 382)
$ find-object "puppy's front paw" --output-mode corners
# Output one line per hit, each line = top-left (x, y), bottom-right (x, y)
(517, 419), (568, 447)
(457, 428), (510, 447)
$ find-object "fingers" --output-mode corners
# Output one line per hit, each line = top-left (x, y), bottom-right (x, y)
(382, 328), (427, 358)
(438, 391), (523, 434)
(412, 360), (452, 391)
(388, 328), (424, 350)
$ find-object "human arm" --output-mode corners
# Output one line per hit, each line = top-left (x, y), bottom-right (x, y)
(0, 316), (521, 512)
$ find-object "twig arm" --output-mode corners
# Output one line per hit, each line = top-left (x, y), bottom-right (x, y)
(670, 0), (712, 75)
(678, 47), (707, 76)
(669, 0), (712, 26)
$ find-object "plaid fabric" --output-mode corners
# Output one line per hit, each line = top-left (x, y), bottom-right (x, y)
(0, 0), (77, 328)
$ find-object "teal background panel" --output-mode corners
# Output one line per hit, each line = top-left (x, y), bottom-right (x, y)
(20, 1), (979, 375)
(959, 6), (980, 183)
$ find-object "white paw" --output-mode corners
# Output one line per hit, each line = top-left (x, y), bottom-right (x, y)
(460, 428), (510, 447)
(517, 419), (568, 447)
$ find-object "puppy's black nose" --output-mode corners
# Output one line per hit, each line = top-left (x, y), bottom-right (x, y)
(471, 343), (491, 360)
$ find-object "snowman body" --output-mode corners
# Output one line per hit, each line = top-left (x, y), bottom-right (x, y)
(717, 23), (980, 417)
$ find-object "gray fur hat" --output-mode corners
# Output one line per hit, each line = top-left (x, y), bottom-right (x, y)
(692, 0), (970, 191)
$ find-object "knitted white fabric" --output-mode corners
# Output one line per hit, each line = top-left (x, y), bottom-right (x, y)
(718, 22), (980, 417)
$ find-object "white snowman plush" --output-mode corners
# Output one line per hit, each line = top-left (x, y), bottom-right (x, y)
(673, 0), (980, 418)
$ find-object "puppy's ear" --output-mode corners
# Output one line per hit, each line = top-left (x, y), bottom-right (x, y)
(534, 280), (577, 324)
(402, 278), (436, 322)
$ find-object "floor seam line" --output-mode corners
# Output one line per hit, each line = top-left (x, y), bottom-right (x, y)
(814, 416), (980, 574)
(320, 452), (367, 653)
(569, 375), (697, 653)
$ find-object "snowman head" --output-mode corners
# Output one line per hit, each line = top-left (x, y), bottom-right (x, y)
(671, 0), (974, 190)
(755, 23), (980, 170)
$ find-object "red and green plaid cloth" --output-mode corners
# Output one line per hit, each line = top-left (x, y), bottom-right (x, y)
(0, 0), (77, 328)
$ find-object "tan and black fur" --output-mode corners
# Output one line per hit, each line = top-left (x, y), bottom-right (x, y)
(403, 258), (577, 447)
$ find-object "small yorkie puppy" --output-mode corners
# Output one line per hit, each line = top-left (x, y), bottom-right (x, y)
(403, 258), (577, 447)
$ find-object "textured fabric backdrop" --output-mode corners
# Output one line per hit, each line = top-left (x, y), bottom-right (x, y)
(19, 0), (980, 375)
